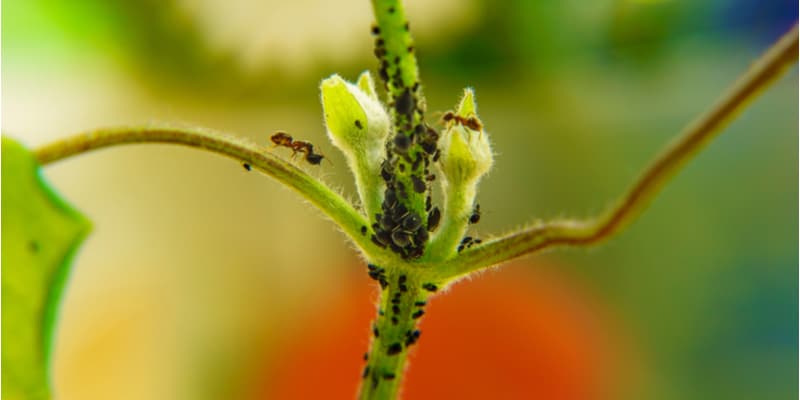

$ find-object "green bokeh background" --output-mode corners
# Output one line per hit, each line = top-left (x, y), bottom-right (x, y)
(2, 0), (797, 399)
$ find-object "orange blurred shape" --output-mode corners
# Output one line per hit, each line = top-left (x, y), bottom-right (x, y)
(257, 262), (632, 400)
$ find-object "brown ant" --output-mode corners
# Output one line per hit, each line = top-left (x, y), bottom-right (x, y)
(440, 111), (483, 131)
(269, 131), (327, 165)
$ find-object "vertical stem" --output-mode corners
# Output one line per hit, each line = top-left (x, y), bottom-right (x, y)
(425, 182), (475, 261)
(359, 266), (432, 400)
(370, 0), (438, 260)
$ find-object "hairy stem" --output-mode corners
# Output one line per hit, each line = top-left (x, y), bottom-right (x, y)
(33, 125), (389, 258)
(359, 266), (431, 400)
(433, 23), (799, 281)
(370, 0), (437, 260)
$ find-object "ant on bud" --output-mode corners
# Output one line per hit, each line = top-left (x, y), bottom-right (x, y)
(440, 111), (483, 131)
(269, 131), (327, 165)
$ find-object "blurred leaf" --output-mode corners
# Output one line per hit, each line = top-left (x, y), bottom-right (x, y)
(1, 137), (91, 399)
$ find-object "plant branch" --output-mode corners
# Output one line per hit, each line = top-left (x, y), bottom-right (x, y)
(432, 23), (799, 281)
(33, 125), (387, 257)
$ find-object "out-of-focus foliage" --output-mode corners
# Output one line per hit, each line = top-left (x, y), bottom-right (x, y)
(1, 138), (91, 400)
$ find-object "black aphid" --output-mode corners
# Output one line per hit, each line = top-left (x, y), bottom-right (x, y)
(387, 343), (402, 355)
(427, 207), (441, 231)
(411, 175), (426, 193)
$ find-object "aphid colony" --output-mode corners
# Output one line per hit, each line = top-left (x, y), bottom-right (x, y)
(363, 264), (430, 388)
(370, 20), (444, 260)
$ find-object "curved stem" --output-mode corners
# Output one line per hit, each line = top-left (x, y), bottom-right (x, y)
(33, 125), (388, 257)
(432, 23), (799, 281)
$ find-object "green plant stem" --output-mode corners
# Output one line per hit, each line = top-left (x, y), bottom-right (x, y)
(423, 181), (474, 262)
(33, 125), (391, 259)
(359, 267), (430, 400)
(432, 23), (799, 282)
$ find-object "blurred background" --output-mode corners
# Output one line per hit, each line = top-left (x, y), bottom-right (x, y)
(2, 0), (797, 398)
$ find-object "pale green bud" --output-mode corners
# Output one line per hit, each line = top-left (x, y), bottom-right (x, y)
(440, 89), (493, 187)
(320, 72), (391, 218)
(426, 88), (494, 261)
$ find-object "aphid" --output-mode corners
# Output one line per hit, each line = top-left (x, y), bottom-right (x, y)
(414, 301), (427, 307)
(377, 230), (393, 246)
(393, 134), (411, 152)
(412, 310), (425, 319)
(363, 352), (369, 361)
(420, 141), (437, 155)
(412, 152), (423, 171)
(355, 119), (363, 129)
(392, 305), (400, 314)
(411, 175), (426, 193)
(361, 226), (368, 235)
(402, 213), (422, 231)
(381, 160), (394, 181)
(384, 373), (396, 380)
(395, 88), (414, 117)
(433, 149), (441, 162)
(391, 231), (411, 247)
(399, 275), (407, 284)
(422, 283), (438, 292)
(363, 366), (370, 378)
(373, 325), (380, 337)
(371, 235), (387, 249)
(414, 227), (429, 245)
(371, 25), (380, 35)
(469, 204), (481, 224)
(243, 163), (251, 171)
(387, 343), (402, 355)
(427, 207), (441, 231)
(425, 196), (432, 211)
(391, 317), (398, 325)
(405, 329), (421, 346)
(399, 284), (408, 292)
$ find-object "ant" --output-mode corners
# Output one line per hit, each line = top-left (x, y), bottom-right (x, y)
(269, 131), (326, 165)
(440, 111), (483, 131)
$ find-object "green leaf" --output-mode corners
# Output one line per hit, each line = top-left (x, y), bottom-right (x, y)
(2, 137), (91, 400)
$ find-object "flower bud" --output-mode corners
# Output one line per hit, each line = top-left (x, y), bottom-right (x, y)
(321, 72), (390, 162)
(320, 72), (391, 218)
(440, 89), (493, 187)
(426, 88), (494, 261)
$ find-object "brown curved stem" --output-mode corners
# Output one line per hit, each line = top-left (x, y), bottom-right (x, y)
(433, 24), (799, 281)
